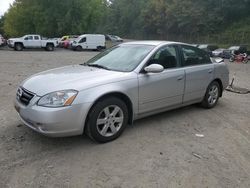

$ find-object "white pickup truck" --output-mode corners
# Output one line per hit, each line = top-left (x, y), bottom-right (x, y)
(7, 34), (58, 51)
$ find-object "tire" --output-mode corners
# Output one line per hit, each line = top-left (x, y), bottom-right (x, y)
(86, 97), (128, 143)
(14, 43), (23, 51)
(201, 81), (221, 109)
(46, 44), (54, 51)
(76, 46), (82, 51)
(229, 57), (234, 62)
(97, 46), (102, 51)
(243, 59), (248, 64)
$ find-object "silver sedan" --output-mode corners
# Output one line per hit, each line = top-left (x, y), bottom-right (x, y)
(14, 41), (229, 143)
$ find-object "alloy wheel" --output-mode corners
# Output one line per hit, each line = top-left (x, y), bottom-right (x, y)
(208, 85), (219, 105)
(96, 105), (124, 137)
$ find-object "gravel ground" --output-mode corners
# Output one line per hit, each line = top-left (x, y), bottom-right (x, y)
(0, 48), (249, 188)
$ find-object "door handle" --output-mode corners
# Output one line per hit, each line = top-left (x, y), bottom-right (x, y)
(208, 69), (213, 74)
(177, 76), (184, 81)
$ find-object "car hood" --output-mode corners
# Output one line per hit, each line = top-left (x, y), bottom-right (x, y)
(9, 37), (22, 41)
(21, 65), (134, 96)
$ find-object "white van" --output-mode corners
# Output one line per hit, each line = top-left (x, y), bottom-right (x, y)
(71, 34), (106, 51)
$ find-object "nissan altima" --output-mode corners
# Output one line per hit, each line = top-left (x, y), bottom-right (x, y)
(14, 41), (229, 143)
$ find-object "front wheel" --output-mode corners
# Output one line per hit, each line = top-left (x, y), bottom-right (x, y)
(201, 81), (221, 109)
(76, 46), (82, 51)
(229, 57), (234, 62)
(85, 97), (128, 143)
(14, 43), (23, 51)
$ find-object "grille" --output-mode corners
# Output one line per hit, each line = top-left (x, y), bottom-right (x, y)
(17, 87), (34, 106)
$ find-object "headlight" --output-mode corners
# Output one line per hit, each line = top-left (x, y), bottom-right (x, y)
(37, 90), (78, 107)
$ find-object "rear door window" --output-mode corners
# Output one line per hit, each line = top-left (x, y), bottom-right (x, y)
(181, 45), (211, 66)
(28, 36), (33, 40)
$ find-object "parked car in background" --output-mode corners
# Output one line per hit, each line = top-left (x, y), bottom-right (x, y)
(0, 34), (6, 46)
(224, 45), (247, 59)
(71, 34), (106, 51)
(14, 41), (229, 143)
(8, 34), (58, 51)
(59, 35), (78, 48)
(60, 35), (70, 42)
(105, 35), (123, 42)
(212, 48), (225, 57)
(219, 49), (232, 59)
(228, 45), (247, 54)
(198, 44), (219, 57)
(105, 34), (123, 48)
(112, 35), (123, 42)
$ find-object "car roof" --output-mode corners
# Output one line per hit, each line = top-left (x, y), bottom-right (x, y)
(79, 34), (104, 37)
(123, 40), (187, 46)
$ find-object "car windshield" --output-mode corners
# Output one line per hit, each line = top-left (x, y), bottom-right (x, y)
(85, 44), (155, 72)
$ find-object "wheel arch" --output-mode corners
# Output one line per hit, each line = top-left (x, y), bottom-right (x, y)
(14, 42), (23, 47)
(76, 45), (83, 51)
(46, 42), (54, 47)
(84, 91), (134, 132)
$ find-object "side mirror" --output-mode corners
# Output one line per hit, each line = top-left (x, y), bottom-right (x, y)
(144, 64), (164, 73)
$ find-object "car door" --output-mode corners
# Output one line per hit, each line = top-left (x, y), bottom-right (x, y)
(33, 35), (41, 47)
(78, 37), (87, 49)
(23, 35), (34, 47)
(138, 45), (185, 114)
(180, 45), (214, 103)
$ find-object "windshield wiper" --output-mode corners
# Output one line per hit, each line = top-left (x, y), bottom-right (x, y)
(86, 64), (110, 70)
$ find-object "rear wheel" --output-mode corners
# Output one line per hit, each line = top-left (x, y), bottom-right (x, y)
(46, 44), (54, 51)
(201, 81), (221, 109)
(97, 46), (103, 51)
(14, 43), (23, 51)
(86, 97), (128, 143)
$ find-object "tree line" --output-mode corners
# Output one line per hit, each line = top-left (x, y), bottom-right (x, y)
(0, 0), (250, 44)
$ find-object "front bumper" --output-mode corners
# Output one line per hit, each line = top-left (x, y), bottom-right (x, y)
(7, 43), (14, 48)
(71, 45), (77, 50)
(14, 97), (91, 137)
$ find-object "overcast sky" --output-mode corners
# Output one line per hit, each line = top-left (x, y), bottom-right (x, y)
(0, 0), (15, 16)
